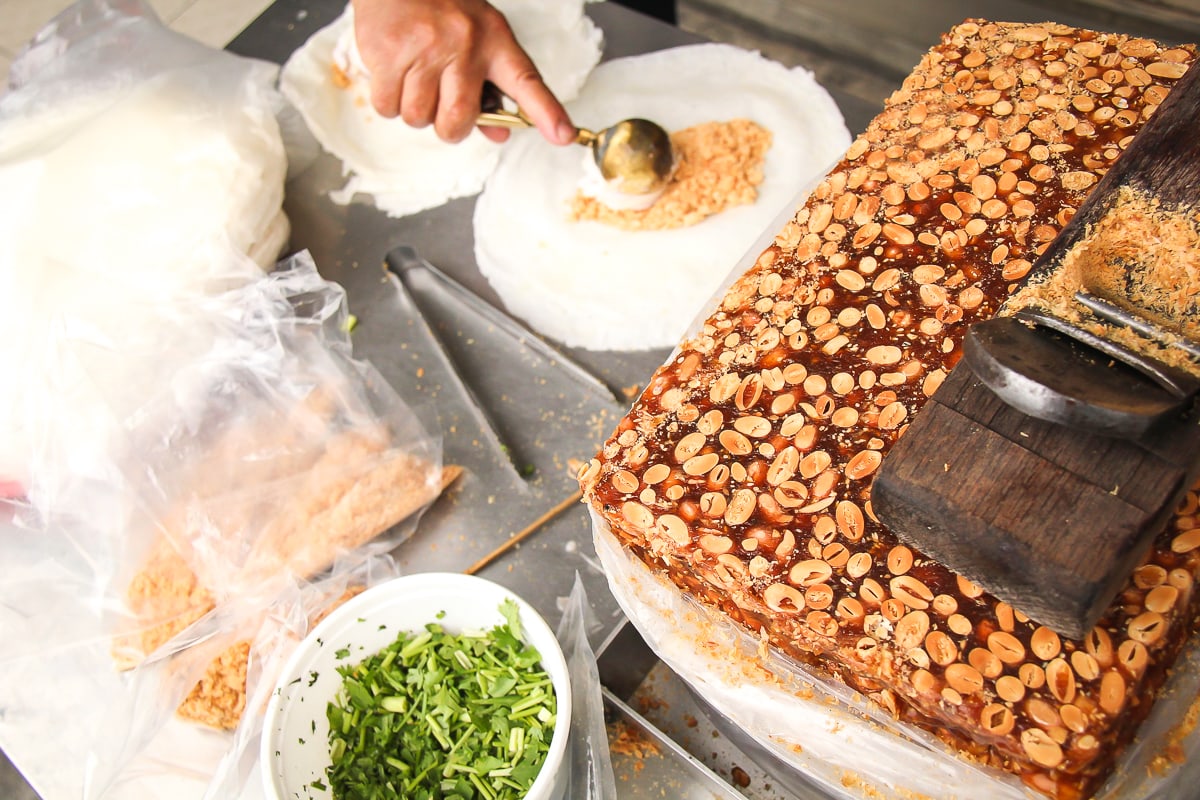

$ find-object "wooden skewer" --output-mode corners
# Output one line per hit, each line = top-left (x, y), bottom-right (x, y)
(465, 489), (584, 575)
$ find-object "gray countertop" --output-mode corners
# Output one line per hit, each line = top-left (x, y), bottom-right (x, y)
(225, 0), (878, 638)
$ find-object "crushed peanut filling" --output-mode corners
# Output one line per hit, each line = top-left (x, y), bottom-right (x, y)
(581, 20), (1199, 800)
(1007, 184), (1200, 376)
(112, 391), (459, 729)
(177, 640), (251, 730)
(570, 119), (772, 231)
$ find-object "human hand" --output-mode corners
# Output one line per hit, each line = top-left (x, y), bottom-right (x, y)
(351, 0), (577, 145)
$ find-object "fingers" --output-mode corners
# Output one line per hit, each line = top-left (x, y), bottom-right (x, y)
(434, 61), (487, 143)
(486, 47), (576, 146)
(478, 127), (512, 143)
(351, 0), (575, 146)
(400, 65), (440, 130)
(367, 73), (403, 120)
(352, 0), (454, 123)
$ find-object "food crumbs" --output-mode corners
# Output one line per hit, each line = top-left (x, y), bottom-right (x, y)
(607, 719), (661, 770)
(330, 63), (351, 89)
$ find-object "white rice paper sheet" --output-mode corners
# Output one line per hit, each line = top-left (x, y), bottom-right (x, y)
(473, 43), (851, 351)
(279, 0), (603, 218)
(592, 518), (1200, 800)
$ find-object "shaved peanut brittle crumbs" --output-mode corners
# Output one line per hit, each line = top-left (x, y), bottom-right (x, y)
(1007, 185), (1200, 377)
(112, 393), (460, 730)
(177, 587), (365, 729)
(571, 119), (772, 230)
(607, 719), (661, 764)
(177, 641), (251, 730)
(114, 451), (457, 671)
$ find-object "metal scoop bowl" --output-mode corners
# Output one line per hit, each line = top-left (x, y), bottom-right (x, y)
(478, 83), (675, 196)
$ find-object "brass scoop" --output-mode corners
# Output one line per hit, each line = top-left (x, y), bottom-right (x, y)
(478, 83), (674, 196)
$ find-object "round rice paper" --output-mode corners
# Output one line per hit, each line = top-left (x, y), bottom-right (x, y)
(473, 43), (852, 351)
(279, 1), (603, 218)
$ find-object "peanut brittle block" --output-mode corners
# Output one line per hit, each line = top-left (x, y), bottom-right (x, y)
(580, 20), (1199, 800)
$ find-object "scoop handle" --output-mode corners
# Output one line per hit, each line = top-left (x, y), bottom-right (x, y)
(477, 82), (596, 145)
(477, 81), (533, 129)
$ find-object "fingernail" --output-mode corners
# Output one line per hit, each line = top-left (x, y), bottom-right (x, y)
(556, 122), (577, 146)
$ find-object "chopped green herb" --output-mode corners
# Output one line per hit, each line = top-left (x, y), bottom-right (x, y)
(324, 601), (555, 800)
(335, 647), (351, 659)
(498, 600), (522, 640)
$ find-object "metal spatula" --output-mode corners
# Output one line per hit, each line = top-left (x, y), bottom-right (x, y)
(872, 60), (1200, 640)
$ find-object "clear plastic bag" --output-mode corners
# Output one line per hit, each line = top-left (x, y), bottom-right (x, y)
(0, 0), (290, 497)
(0, 248), (448, 799)
(557, 573), (618, 800)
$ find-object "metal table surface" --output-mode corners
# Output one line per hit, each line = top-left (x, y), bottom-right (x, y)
(226, 1), (877, 638)
(0, 2), (1194, 800)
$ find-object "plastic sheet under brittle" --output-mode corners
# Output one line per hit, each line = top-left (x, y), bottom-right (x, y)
(592, 520), (1200, 800)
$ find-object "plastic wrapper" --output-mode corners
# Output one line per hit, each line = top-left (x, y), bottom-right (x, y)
(0, 247), (448, 799)
(0, 0), (290, 494)
(106, 555), (405, 800)
(557, 573), (618, 800)
(592, 519), (1200, 800)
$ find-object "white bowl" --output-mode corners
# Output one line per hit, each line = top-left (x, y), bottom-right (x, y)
(261, 572), (571, 800)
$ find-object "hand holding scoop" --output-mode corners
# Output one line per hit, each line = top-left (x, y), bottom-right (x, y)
(478, 82), (675, 196)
